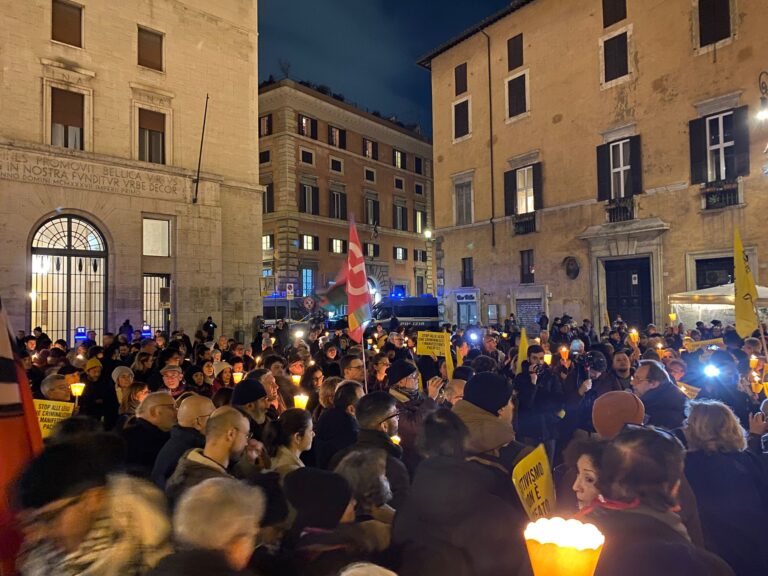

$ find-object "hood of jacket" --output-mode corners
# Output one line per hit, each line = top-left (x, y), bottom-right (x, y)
(452, 399), (516, 454)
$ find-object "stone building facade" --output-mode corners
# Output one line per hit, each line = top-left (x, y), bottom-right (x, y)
(258, 80), (434, 311)
(0, 0), (262, 342)
(420, 0), (768, 330)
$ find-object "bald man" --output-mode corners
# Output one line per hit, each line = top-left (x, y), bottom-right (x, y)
(121, 391), (177, 474)
(166, 407), (255, 502)
(152, 394), (215, 490)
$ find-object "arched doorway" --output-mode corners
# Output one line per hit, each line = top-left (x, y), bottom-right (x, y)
(30, 215), (108, 343)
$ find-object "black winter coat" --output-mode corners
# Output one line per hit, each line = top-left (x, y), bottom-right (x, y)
(121, 418), (170, 476)
(314, 407), (358, 469)
(513, 362), (564, 441)
(151, 425), (205, 490)
(640, 381), (688, 430)
(147, 548), (249, 576)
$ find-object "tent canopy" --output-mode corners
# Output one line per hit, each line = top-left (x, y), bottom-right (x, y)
(668, 283), (768, 306)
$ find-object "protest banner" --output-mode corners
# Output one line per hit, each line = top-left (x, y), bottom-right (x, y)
(512, 444), (555, 520)
(683, 338), (725, 352)
(33, 399), (74, 438)
(417, 331), (454, 379)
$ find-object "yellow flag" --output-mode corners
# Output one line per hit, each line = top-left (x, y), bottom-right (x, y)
(734, 229), (759, 338)
(516, 327), (528, 375)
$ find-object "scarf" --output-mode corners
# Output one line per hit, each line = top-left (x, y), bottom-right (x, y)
(390, 386), (419, 402)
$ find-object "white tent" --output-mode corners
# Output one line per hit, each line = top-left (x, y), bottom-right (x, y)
(668, 284), (768, 327)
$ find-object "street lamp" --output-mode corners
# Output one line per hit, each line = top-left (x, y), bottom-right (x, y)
(758, 71), (768, 121)
(424, 229), (433, 240)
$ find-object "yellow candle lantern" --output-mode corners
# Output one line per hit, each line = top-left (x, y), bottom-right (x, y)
(390, 435), (401, 445)
(70, 382), (86, 408)
(501, 332), (509, 339)
(656, 343), (663, 350)
(293, 393), (309, 410)
(629, 329), (639, 344)
(668, 312), (677, 323)
(559, 346), (569, 362)
(232, 372), (243, 384)
(255, 355), (262, 365)
(543, 353), (552, 365)
(751, 375), (763, 395)
(750, 355), (759, 370)
(763, 382), (768, 397)
(291, 374), (301, 385)
(524, 517), (605, 576)
(270, 337), (276, 346)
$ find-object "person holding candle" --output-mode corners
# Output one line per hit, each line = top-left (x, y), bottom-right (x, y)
(265, 408), (314, 481)
(211, 361), (233, 395)
(315, 382), (364, 469)
(230, 373), (273, 444)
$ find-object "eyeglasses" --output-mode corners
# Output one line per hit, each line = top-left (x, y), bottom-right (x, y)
(235, 428), (253, 440)
(377, 411), (401, 426)
(349, 363), (364, 370)
(406, 372), (419, 380)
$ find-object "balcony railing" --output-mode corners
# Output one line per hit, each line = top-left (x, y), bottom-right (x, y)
(513, 212), (537, 235)
(605, 196), (634, 223)
(701, 181), (739, 210)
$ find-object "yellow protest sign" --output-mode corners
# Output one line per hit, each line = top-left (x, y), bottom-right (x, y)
(512, 444), (555, 520)
(416, 331), (454, 379)
(676, 381), (701, 400)
(33, 399), (75, 438)
(683, 338), (724, 353)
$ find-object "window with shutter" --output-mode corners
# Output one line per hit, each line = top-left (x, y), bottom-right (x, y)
(609, 139), (631, 198)
(454, 99), (470, 139)
(698, 0), (731, 47)
(506, 73), (528, 119)
(414, 157), (423, 175)
(461, 258), (473, 287)
(455, 63), (467, 96)
(138, 108), (165, 164)
(596, 143), (612, 201)
(516, 166), (535, 214)
(138, 27), (163, 71)
(51, 88), (84, 150)
(259, 115), (273, 137)
(363, 138), (378, 159)
(521, 250), (535, 284)
(504, 170), (516, 216)
(603, 32), (629, 83)
(455, 181), (473, 225)
(507, 34), (523, 70)
(263, 183), (275, 214)
(602, 0), (627, 28)
(705, 111), (735, 182)
(52, 0), (82, 47)
(393, 149), (406, 169)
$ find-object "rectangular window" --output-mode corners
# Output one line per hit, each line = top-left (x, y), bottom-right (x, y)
(699, 0), (731, 47)
(415, 183), (424, 195)
(330, 158), (343, 173)
(143, 218), (170, 257)
(416, 275), (425, 295)
(507, 34), (523, 70)
(365, 197), (380, 225)
(521, 250), (535, 284)
(51, 87), (84, 150)
(610, 139), (631, 199)
(301, 268), (314, 297)
(364, 243), (380, 258)
(298, 114), (317, 139)
(330, 189), (347, 220)
(263, 183), (275, 214)
(706, 111), (735, 183)
(394, 247), (407, 261)
(299, 184), (319, 215)
(52, 0), (82, 47)
(300, 149), (314, 165)
(516, 166), (535, 214)
(455, 181), (472, 225)
(604, 32), (629, 83)
(454, 99), (470, 139)
(394, 177), (404, 190)
(262, 265), (274, 277)
(262, 234), (274, 250)
(415, 209), (426, 234)
(602, 0), (627, 28)
(259, 114), (273, 137)
(301, 235), (318, 251)
(138, 108), (165, 164)
(328, 125), (346, 149)
(138, 27), (163, 71)
(364, 168), (376, 183)
(330, 238), (347, 254)
(259, 150), (271, 164)
(414, 249), (427, 263)
(455, 62), (467, 96)
(393, 149), (406, 170)
(461, 257), (473, 287)
(143, 274), (171, 334)
(414, 156), (423, 175)
(393, 204), (408, 231)
(506, 73), (528, 119)
(363, 138), (378, 160)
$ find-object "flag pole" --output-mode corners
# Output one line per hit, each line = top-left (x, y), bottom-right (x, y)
(361, 330), (369, 394)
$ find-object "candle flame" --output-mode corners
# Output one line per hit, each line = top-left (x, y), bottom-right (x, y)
(524, 517), (605, 551)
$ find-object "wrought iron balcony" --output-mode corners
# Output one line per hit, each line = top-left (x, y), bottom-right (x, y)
(513, 212), (537, 235)
(701, 181), (739, 210)
(605, 196), (634, 223)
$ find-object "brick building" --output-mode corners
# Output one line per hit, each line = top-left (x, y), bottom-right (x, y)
(0, 0), (262, 342)
(258, 79), (434, 310)
(419, 0), (768, 330)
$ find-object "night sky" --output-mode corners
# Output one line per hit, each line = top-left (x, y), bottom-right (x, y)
(258, 0), (512, 137)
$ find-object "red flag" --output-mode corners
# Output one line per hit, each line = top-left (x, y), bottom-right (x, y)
(0, 303), (43, 575)
(345, 217), (372, 343)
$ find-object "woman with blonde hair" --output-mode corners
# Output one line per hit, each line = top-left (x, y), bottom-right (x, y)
(114, 381), (150, 431)
(684, 400), (768, 575)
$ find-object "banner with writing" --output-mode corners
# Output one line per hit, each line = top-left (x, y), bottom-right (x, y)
(33, 399), (74, 438)
(512, 444), (555, 520)
(416, 331), (454, 379)
(683, 338), (725, 352)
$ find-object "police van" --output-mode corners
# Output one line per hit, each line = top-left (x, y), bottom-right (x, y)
(368, 296), (441, 332)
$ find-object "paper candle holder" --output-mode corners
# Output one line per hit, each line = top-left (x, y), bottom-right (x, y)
(524, 517), (605, 576)
(294, 393), (309, 410)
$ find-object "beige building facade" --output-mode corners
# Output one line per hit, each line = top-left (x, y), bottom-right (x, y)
(258, 80), (434, 312)
(421, 0), (768, 330)
(0, 0), (262, 342)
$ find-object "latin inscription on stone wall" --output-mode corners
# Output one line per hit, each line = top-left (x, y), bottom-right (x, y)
(0, 149), (186, 199)
(516, 298), (543, 334)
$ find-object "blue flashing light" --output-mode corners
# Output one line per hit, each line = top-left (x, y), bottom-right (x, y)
(469, 332), (479, 342)
(74, 327), (87, 341)
(141, 323), (152, 338)
(703, 364), (720, 378)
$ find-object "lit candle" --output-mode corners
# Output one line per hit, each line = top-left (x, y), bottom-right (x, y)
(534, 337), (541, 344)
(270, 337), (276, 345)
(390, 435), (401, 445)
(501, 332), (509, 339)
(543, 353), (552, 365)
(232, 372), (243, 384)
(524, 517), (605, 576)
(751, 380), (763, 394)
(255, 355), (262, 365)
(629, 329), (639, 344)
(76, 354), (84, 360)
(291, 374), (301, 385)
(750, 355), (759, 369)
(559, 346), (569, 362)
(293, 393), (309, 410)
(309, 360), (315, 366)
(656, 343), (663, 350)
(367, 338), (373, 345)
(70, 382), (86, 408)
(668, 312), (677, 323)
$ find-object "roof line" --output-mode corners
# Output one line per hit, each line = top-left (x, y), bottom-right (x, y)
(417, 0), (537, 69)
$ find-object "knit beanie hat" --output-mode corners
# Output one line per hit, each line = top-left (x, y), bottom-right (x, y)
(85, 357), (102, 371)
(284, 468), (351, 530)
(111, 365), (133, 384)
(386, 359), (418, 387)
(231, 379), (267, 406)
(463, 372), (513, 415)
(213, 361), (232, 378)
(592, 391), (646, 439)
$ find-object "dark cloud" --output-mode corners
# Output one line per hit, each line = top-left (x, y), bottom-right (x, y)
(259, 0), (512, 136)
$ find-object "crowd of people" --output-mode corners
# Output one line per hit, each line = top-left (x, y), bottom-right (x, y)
(9, 313), (768, 575)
